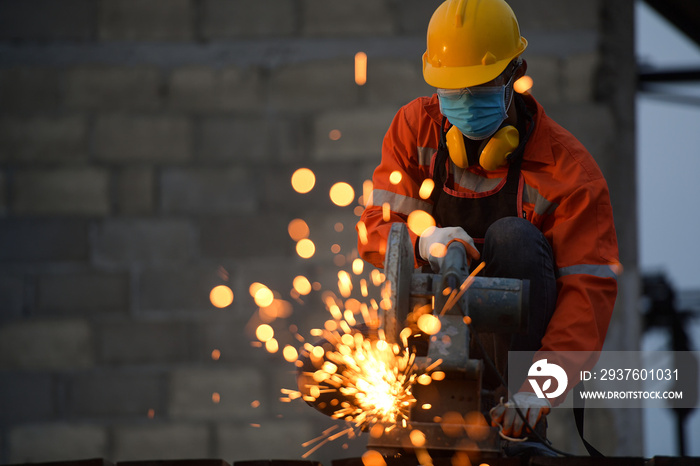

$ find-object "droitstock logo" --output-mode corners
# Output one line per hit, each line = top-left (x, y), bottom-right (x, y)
(528, 359), (568, 399)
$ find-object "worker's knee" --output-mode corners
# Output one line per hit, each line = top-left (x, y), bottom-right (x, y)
(483, 217), (557, 351)
(484, 217), (550, 266)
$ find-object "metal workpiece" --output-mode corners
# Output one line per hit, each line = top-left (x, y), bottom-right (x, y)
(383, 222), (414, 345)
(410, 273), (529, 334)
(404, 269), (529, 336)
(459, 276), (529, 334)
(410, 359), (484, 421)
(426, 314), (471, 369)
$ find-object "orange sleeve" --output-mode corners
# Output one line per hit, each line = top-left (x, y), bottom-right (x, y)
(357, 100), (436, 269)
(543, 179), (619, 353)
(519, 178), (619, 398)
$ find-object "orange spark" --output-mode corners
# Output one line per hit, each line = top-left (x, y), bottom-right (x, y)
(288, 218), (310, 241)
(344, 310), (357, 326)
(361, 450), (386, 466)
(357, 221), (368, 245)
(416, 374), (432, 385)
(362, 180), (373, 206)
(293, 275), (312, 295)
(249, 282), (265, 297)
(209, 285), (234, 308)
(441, 261), (486, 316)
(409, 429), (426, 447)
(296, 238), (316, 259)
(370, 269), (385, 286)
(330, 182), (355, 207)
(283, 345), (298, 363)
(352, 258), (364, 275)
(265, 338), (279, 353)
(311, 346), (325, 359)
(407, 210), (436, 236)
(256, 324), (274, 342)
(355, 52), (367, 86)
(291, 168), (316, 194)
(382, 202), (391, 222)
(419, 179), (435, 199)
(514, 75), (533, 94)
(254, 286), (274, 307)
(369, 424), (384, 439)
(338, 270), (353, 298)
(417, 314), (441, 335)
(428, 242), (447, 259)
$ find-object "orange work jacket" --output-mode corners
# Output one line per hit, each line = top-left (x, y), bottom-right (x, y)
(358, 93), (619, 360)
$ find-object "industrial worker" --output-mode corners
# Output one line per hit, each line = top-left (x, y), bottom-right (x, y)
(357, 0), (619, 444)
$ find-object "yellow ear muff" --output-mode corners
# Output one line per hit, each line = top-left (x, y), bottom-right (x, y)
(446, 125), (520, 171)
(479, 125), (519, 171)
(446, 125), (469, 168)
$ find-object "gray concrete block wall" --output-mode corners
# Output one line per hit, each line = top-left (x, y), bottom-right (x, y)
(0, 1), (639, 464)
(112, 422), (210, 461)
(0, 0), (98, 42)
(13, 168), (110, 216)
(98, 0), (194, 42)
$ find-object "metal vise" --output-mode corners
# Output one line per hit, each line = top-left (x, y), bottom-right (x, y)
(367, 222), (529, 455)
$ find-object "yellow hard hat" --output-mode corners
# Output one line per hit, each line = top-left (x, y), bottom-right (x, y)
(422, 0), (528, 89)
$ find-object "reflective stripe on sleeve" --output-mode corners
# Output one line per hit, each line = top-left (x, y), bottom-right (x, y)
(417, 147), (435, 167)
(368, 189), (433, 216)
(558, 264), (618, 280)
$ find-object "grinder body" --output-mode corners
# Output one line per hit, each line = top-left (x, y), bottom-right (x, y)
(368, 223), (529, 455)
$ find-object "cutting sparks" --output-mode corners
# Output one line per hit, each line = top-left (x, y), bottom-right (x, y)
(286, 322), (445, 459)
(303, 333), (417, 426)
(242, 173), (493, 458)
(271, 276), (450, 459)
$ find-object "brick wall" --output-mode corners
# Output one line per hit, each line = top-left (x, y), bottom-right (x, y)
(0, 0), (638, 463)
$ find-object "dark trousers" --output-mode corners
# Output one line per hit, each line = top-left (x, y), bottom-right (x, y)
(482, 216), (558, 351)
(475, 217), (557, 395)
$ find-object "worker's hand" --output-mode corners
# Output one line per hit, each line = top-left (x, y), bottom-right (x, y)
(418, 226), (480, 272)
(489, 392), (551, 438)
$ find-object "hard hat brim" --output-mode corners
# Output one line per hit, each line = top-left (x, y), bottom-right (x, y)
(422, 38), (527, 89)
